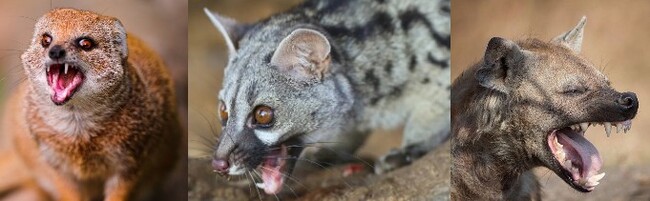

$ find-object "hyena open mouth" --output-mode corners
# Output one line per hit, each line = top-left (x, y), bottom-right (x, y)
(46, 62), (84, 105)
(547, 120), (632, 192)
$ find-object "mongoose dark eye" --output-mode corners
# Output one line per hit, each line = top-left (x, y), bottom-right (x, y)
(76, 38), (95, 50)
(253, 105), (274, 128)
(219, 100), (228, 125)
(41, 34), (52, 48)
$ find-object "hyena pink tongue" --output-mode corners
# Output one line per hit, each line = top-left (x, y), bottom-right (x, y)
(556, 129), (603, 178)
(550, 128), (604, 189)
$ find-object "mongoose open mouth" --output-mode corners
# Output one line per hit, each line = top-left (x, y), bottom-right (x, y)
(547, 120), (632, 192)
(46, 63), (84, 105)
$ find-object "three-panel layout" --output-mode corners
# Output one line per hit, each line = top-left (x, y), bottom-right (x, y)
(0, 0), (645, 200)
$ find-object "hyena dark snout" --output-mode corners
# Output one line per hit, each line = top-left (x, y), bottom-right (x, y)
(617, 92), (638, 114)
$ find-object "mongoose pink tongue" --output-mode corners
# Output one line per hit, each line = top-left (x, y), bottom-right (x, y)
(260, 144), (287, 194)
(556, 129), (603, 180)
(47, 64), (84, 104)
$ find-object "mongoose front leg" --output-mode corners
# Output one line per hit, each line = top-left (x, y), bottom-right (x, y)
(104, 175), (135, 201)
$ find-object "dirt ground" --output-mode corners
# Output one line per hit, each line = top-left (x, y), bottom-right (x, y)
(452, 0), (650, 200)
(188, 0), (450, 200)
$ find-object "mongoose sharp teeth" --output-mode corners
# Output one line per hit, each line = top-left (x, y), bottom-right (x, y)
(604, 122), (612, 137)
(64, 63), (69, 74)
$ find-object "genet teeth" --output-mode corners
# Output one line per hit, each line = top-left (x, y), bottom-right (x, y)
(255, 182), (265, 189)
(64, 63), (69, 74)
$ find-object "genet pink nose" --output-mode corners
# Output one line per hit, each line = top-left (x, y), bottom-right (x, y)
(212, 159), (229, 174)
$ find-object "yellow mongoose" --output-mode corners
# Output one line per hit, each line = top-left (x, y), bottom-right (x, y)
(2, 8), (181, 201)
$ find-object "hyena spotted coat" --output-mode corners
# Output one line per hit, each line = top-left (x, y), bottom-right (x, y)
(451, 17), (638, 200)
(205, 0), (450, 195)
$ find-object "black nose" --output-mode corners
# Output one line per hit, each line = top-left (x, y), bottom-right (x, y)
(617, 92), (638, 112)
(48, 45), (66, 60)
(211, 158), (229, 174)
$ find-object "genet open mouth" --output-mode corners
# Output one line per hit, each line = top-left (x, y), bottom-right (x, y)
(256, 143), (288, 194)
(547, 120), (632, 192)
(46, 63), (84, 105)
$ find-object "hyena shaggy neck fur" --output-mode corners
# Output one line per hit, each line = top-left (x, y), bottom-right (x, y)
(207, 0), (450, 195)
(452, 18), (639, 200)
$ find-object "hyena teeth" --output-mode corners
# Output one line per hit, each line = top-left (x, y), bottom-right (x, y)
(554, 136), (563, 149)
(571, 124), (580, 131)
(583, 180), (600, 188)
(589, 172), (606, 183)
(604, 122), (612, 137)
(64, 63), (69, 74)
(563, 160), (572, 169)
(616, 123), (621, 133)
(580, 123), (589, 132)
(557, 150), (566, 161)
(46, 66), (50, 73)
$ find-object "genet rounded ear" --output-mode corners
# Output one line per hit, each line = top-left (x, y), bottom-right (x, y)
(270, 28), (332, 82)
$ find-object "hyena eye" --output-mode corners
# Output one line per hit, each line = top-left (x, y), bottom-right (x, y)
(253, 105), (274, 128)
(218, 100), (228, 125)
(562, 86), (587, 95)
(76, 38), (96, 51)
(41, 34), (52, 48)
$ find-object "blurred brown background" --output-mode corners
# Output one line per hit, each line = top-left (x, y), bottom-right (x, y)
(453, 0), (650, 200)
(0, 0), (188, 200)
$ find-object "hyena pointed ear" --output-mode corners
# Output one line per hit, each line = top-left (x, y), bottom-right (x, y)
(270, 28), (331, 82)
(204, 8), (250, 55)
(476, 37), (523, 94)
(552, 16), (586, 53)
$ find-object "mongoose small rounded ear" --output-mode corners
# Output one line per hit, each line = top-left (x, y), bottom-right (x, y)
(204, 8), (251, 56)
(552, 16), (586, 53)
(270, 28), (331, 82)
(112, 19), (128, 59)
(476, 37), (522, 94)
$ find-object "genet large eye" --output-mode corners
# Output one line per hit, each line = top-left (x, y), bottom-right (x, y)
(219, 100), (228, 125)
(41, 34), (52, 48)
(253, 105), (274, 127)
(77, 38), (95, 50)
